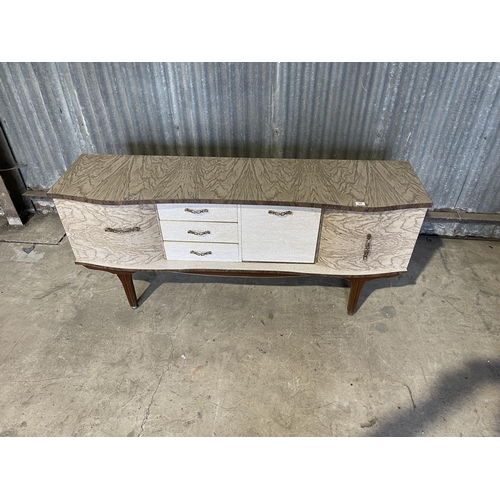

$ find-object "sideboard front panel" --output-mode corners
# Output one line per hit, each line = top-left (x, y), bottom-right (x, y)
(318, 208), (427, 273)
(54, 200), (164, 266)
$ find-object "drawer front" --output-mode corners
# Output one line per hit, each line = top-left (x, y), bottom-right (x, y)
(54, 200), (164, 266)
(240, 205), (322, 263)
(318, 209), (427, 273)
(157, 203), (238, 222)
(160, 220), (238, 243)
(164, 242), (240, 262)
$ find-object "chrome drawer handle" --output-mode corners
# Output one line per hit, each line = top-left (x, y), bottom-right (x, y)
(363, 234), (372, 261)
(185, 208), (209, 214)
(190, 250), (212, 256)
(188, 230), (211, 236)
(268, 210), (293, 217)
(105, 226), (141, 233)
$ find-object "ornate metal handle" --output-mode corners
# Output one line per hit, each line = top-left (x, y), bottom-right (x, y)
(363, 234), (372, 261)
(104, 226), (141, 233)
(185, 208), (209, 214)
(188, 230), (211, 236)
(190, 250), (212, 256)
(268, 210), (293, 217)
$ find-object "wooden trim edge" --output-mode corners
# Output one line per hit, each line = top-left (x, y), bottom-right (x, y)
(80, 262), (404, 280)
(49, 194), (433, 212)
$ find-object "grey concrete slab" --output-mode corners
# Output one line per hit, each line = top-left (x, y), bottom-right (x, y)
(0, 213), (65, 245)
(0, 229), (499, 436)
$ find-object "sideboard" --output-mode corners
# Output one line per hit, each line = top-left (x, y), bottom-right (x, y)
(48, 155), (432, 314)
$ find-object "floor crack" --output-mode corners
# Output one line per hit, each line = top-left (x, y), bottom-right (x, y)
(404, 383), (417, 410)
(208, 401), (249, 418)
(138, 370), (165, 437)
(169, 284), (205, 338)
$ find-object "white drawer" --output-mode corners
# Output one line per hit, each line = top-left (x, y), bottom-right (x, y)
(160, 220), (238, 243)
(164, 242), (240, 262)
(240, 205), (321, 263)
(157, 203), (238, 222)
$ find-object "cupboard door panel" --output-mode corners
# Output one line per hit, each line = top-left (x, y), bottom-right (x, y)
(318, 209), (427, 272)
(241, 205), (321, 263)
(55, 200), (164, 266)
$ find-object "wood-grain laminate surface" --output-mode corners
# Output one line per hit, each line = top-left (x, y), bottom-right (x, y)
(48, 155), (433, 211)
(55, 199), (164, 267)
(317, 208), (427, 273)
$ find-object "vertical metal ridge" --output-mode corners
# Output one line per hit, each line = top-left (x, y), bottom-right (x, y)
(1, 62), (499, 218)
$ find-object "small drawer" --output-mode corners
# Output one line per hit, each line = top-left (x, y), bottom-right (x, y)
(164, 242), (240, 262)
(157, 203), (238, 222)
(160, 220), (238, 243)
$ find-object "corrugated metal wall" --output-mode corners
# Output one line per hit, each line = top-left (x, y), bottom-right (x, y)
(1, 62), (499, 212)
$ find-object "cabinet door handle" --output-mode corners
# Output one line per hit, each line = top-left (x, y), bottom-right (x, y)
(188, 230), (211, 236)
(268, 210), (293, 217)
(363, 234), (372, 261)
(185, 208), (209, 214)
(104, 226), (141, 233)
(190, 250), (212, 256)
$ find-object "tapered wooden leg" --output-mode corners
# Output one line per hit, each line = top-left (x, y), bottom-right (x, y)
(347, 278), (367, 315)
(117, 272), (138, 309)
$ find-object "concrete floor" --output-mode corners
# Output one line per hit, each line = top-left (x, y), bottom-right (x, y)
(0, 215), (499, 436)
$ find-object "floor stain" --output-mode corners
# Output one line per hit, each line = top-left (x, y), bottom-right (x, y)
(0, 429), (17, 437)
(375, 322), (389, 333)
(192, 361), (208, 376)
(381, 306), (397, 318)
(360, 418), (377, 428)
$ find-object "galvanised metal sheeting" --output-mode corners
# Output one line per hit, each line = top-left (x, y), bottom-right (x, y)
(0, 62), (499, 212)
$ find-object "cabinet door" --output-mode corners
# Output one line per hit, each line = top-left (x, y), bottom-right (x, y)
(241, 205), (321, 263)
(317, 209), (427, 273)
(54, 199), (164, 267)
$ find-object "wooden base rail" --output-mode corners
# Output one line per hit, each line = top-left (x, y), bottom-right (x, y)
(81, 263), (402, 315)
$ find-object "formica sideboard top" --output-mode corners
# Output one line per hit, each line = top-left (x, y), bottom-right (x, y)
(48, 154), (433, 211)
